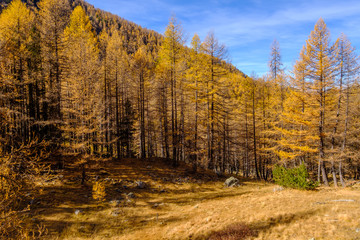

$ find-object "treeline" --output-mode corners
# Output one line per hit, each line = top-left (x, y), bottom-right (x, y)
(1, 0), (360, 190)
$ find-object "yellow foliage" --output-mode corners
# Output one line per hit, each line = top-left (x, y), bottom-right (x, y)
(92, 181), (106, 202)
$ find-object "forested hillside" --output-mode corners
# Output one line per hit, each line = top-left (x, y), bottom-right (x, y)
(1, 0), (360, 238)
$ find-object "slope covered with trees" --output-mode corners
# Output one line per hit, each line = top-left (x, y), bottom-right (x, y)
(1, 0), (360, 238)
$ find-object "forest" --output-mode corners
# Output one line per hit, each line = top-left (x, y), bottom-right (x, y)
(1, 0), (360, 239)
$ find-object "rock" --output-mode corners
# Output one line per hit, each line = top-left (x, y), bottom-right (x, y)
(153, 203), (164, 208)
(58, 175), (64, 179)
(146, 165), (152, 169)
(193, 205), (199, 209)
(331, 199), (355, 202)
(273, 186), (284, 192)
(127, 192), (136, 198)
(356, 228), (360, 233)
(109, 200), (121, 206)
(135, 181), (146, 189)
(224, 177), (240, 187)
(111, 211), (120, 216)
(74, 209), (83, 215)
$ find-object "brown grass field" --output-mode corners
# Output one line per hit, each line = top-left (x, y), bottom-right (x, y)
(29, 158), (360, 240)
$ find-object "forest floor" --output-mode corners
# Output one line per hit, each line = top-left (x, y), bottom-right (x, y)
(28, 157), (360, 240)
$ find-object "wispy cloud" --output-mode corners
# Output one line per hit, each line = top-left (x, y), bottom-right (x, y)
(87, 0), (360, 75)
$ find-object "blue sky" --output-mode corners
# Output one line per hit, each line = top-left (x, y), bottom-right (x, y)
(86, 0), (360, 76)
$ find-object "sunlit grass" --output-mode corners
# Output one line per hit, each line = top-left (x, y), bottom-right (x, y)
(31, 158), (360, 240)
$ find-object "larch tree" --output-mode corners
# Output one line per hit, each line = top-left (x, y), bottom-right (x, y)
(62, 5), (100, 155)
(0, 0), (35, 148)
(201, 31), (227, 171)
(158, 15), (185, 166)
(133, 45), (152, 159)
(275, 46), (318, 166)
(38, 0), (70, 154)
(334, 34), (359, 186)
(186, 33), (203, 171)
(302, 18), (337, 186)
(106, 29), (133, 159)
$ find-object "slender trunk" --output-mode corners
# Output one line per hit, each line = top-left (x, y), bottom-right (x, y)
(115, 58), (120, 159)
(244, 99), (249, 178)
(340, 83), (350, 187)
(193, 74), (198, 172)
(319, 74), (329, 186)
(252, 80), (260, 179)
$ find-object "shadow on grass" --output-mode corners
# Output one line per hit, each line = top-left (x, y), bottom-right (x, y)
(36, 211), (184, 238)
(250, 208), (320, 234)
(30, 157), (249, 239)
(195, 208), (320, 240)
(162, 191), (251, 206)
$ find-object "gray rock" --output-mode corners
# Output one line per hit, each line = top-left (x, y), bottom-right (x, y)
(136, 181), (146, 189)
(109, 200), (121, 205)
(153, 203), (164, 208)
(273, 186), (284, 192)
(356, 228), (360, 233)
(127, 192), (136, 198)
(74, 209), (83, 215)
(224, 177), (240, 187)
(111, 211), (120, 216)
(331, 199), (355, 202)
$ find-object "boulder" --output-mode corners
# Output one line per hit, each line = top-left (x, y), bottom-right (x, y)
(224, 177), (240, 187)
(74, 209), (83, 215)
(273, 186), (284, 192)
(127, 192), (136, 198)
(135, 181), (146, 189)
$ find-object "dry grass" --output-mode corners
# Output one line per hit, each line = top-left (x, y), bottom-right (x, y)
(28, 158), (360, 240)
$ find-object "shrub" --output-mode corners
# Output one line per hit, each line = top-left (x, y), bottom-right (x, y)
(273, 164), (318, 190)
(92, 181), (106, 201)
